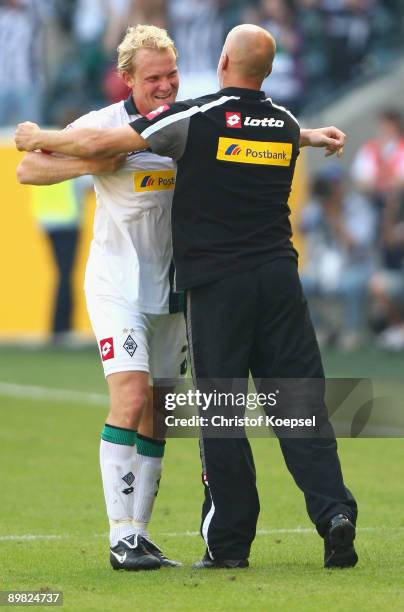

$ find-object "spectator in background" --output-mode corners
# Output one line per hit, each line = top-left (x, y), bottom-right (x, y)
(126, 0), (167, 30)
(3, 0), (401, 124)
(71, 0), (130, 105)
(0, 0), (50, 126)
(296, 0), (328, 101)
(300, 164), (376, 350)
(369, 190), (404, 351)
(256, 0), (304, 114)
(215, 0), (257, 36)
(168, 0), (223, 98)
(367, 0), (399, 65)
(294, 0), (399, 111)
(351, 109), (404, 349)
(320, 0), (372, 88)
(352, 109), (404, 210)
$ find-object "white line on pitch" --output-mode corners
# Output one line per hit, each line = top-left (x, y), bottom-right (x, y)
(0, 527), (401, 542)
(159, 527), (402, 537)
(0, 382), (108, 406)
(0, 535), (66, 541)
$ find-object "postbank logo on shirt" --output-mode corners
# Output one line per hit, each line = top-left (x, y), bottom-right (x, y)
(217, 137), (292, 167)
(134, 170), (176, 192)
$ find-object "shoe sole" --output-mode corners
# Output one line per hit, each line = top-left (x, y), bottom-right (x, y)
(192, 560), (249, 569)
(325, 521), (358, 568)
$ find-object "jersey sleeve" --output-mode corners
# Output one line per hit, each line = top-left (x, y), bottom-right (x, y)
(129, 101), (193, 161)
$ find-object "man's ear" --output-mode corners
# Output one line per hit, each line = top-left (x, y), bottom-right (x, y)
(121, 70), (135, 89)
(265, 65), (273, 78)
(221, 53), (229, 71)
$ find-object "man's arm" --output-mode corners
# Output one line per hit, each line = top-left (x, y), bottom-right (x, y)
(16, 121), (346, 160)
(300, 126), (346, 157)
(15, 122), (145, 158)
(16, 151), (126, 185)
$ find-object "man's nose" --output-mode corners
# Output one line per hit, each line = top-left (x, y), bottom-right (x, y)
(158, 77), (172, 91)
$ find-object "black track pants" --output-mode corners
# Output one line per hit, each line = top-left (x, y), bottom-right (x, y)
(185, 258), (357, 560)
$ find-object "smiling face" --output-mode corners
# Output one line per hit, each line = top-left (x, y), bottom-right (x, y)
(122, 47), (179, 116)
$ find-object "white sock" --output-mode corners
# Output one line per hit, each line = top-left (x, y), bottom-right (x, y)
(132, 454), (163, 539)
(99, 439), (136, 546)
(109, 519), (134, 546)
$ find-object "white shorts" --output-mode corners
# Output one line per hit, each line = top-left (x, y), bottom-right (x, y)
(85, 289), (187, 383)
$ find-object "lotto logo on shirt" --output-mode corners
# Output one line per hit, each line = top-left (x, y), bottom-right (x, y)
(217, 137), (292, 166)
(134, 170), (176, 192)
(226, 112), (242, 128)
(100, 337), (114, 361)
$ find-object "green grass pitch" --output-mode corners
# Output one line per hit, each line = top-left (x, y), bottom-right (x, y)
(0, 346), (403, 611)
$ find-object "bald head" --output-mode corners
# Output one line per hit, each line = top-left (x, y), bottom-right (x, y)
(218, 25), (276, 89)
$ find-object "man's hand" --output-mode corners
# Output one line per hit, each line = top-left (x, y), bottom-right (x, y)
(87, 154), (127, 175)
(300, 126), (346, 157)
(15, 121), (41, 151)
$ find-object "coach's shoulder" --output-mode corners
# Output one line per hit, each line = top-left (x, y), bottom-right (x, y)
(265, 98), (299, 127)
(180, 92), (221, 109)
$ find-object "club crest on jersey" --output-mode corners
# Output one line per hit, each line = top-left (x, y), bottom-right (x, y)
(226, 112), (241, 128)
(123, 335), (137, 357)
(134, 170), (176, 192)
(146, 104), (170, 120)
(100, 337), (114, 361)
(217, 137), (292, 166)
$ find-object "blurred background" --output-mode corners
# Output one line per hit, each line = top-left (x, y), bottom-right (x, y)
(1, 0), (404, 353)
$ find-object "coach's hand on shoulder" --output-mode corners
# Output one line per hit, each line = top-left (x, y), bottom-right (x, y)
(300, 126), (346, 158)
(15, 121), (41, 152)
(88, 153), (127, 175)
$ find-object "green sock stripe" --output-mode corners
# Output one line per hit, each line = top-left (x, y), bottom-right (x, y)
(101, 424), (137, 446)
(136, 434), (166, 458)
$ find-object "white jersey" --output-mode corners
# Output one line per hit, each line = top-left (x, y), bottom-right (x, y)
(70, 97), (176, 314)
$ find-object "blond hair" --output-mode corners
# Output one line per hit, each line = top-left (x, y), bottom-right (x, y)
(117, 24), (178, 75)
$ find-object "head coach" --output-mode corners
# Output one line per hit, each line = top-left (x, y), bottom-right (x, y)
(15, 24), (358, 570)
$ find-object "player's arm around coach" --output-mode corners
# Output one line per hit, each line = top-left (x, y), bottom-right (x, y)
(16, 150), (125, 185)
(15, 120), (345, 161)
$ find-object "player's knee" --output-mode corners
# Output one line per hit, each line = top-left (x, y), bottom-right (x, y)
(108, 377), (149, 428)
(120, 390), (148, 423)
